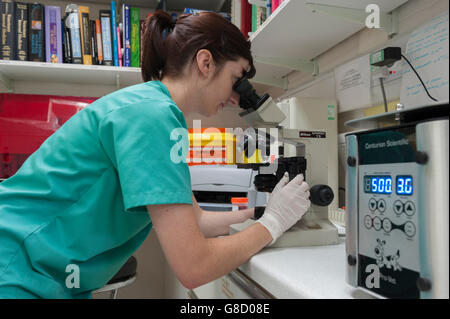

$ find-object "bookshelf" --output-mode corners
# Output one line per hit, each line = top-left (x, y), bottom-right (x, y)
(248, 0), (409, 89)
(0, 60), (140, 95)
(0, 0), (230, 97)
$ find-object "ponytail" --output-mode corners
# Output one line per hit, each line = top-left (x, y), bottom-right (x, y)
(141, 10), (256, 83)
(141, 11), (175, 82)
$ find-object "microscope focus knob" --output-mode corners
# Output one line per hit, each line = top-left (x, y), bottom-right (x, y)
(310, 185), (334, 206)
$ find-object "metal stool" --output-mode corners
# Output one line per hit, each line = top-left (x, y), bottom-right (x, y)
(93, 256), (137, 299)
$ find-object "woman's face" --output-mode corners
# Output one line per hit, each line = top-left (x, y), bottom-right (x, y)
(198, 57), (250, 117)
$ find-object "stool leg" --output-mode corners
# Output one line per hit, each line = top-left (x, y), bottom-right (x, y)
(110, 289), (118, 299)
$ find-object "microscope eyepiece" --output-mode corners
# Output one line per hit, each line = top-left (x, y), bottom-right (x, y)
(233, 78), (270, 112)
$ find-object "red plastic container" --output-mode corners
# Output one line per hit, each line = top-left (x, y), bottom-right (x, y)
(0, 93), (97, 179)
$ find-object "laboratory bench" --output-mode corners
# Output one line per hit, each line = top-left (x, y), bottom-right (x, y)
(191, 232), (374, 299)
(235, 238), (374, 299)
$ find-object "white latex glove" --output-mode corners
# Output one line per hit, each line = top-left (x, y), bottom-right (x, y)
(268, 172), (290, 202)
(257, 174), (311, 246)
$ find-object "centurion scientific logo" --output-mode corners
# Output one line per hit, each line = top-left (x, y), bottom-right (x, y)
(365, 138), (410, 150)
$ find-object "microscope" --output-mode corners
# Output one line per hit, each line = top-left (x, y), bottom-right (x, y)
(229, 77), (340, 247)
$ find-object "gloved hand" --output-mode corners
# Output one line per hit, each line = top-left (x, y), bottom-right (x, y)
(268, 172), (290, 202)
(257, 174), (311, 246)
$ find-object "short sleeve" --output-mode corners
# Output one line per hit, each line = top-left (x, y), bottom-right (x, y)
(98, 100), (192, 212)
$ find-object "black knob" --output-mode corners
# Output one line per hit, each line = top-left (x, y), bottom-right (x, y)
(347, 156), (357, 167)
(415, 151), (429, 165)
(347, 255), (357, 266)
(310, 185), (334, 207)
(416, 277), (432, 292)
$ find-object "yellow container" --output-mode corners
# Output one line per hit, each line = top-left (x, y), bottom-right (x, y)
(188, 129), (236, 165)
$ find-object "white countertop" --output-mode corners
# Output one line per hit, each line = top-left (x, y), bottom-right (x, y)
(236, 237), (374, 299)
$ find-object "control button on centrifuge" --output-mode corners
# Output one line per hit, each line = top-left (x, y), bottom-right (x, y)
(373, 217), (382, 231)
(369, 198), (377, 211)
(404, 221), (416, 238)
(382, 219), (392, 233)
(405, 201), (416, 216)
(364, 215), (372, 229)
(394, 200), (404, 215)
(377, 199), (386, 213)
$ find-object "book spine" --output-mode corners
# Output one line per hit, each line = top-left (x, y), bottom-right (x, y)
(266, 0), (272, 16)
(272, 0), (280, 12)
(61, 19), (66, 62)
(1, 0), (15, 60)
(78, 5), (91, 65)
(122, 3), (130, 67)
(100, 10), (113, 66)
(63, 16), (72, 63)
(116, 26), (122, 67)
(240, 0), (251, 39)
(256, 6), (266, 29)
(251, 5), (256, 33)
(65, 5), (82, 64)
(111, 1), (119, 66)
(95, 19), (103, 65)
(130, 7), (139, 67)
(140, 19), (145, 67)
(14, 2), (28, 61)
(45, 5), (62, 63)
(90, 20), (97, 64)
(28, 3), (45, 62)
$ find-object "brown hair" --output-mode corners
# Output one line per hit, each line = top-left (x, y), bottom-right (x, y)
(141, 10), (256, 82)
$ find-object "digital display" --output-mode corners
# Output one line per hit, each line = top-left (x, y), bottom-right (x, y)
(396, 176), (413, 195)
(364, 176), (393, 194)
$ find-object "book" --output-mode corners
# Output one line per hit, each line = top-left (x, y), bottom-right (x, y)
(231, 0), (241, 29)
(62, 19), (69, 63)
(272, 0), (280, 12)
(130, 7), (140, 67)
(28, 3), (45, 62)
(44, 5), (62, 63)
(116, 26), (122, 67)
(90, 20), (97, 64)
(266, 0), (272, 17)
(95, 19), (103, 65)
(99, 10), (113, 66)
(110, 1), (119, 66)
(64, 4), (82, 64)
(14, 2), (28, 61)
(183, 8), (231, 21)
(78, 5), (92, 65)
(140, 19), (145, 66)
(251, 5), (257, 33)
(122, 3), (130, 67)
(240, 0), (252, 39)
(256, 6), (266, 29)
(1, 0), (15, 60)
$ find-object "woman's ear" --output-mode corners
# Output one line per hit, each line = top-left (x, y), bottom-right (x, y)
(196, 49), (214, 79)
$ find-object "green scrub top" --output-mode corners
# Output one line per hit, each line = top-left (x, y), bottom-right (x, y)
(0, 81), (193, 299)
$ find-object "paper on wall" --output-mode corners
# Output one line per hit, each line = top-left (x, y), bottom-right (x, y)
(334, 54), (372, 113)
(400, 11), (449, 108)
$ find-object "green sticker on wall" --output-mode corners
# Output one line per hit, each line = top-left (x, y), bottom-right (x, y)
(328, 105), (336, 120)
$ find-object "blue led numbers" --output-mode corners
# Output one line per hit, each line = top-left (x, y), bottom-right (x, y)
(396, 176), (413, 195)
(364, 176), (393, 194)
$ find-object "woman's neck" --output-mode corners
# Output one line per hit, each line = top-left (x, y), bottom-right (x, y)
(161, 77), (198, 116)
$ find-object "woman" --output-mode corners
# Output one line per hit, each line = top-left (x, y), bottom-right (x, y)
(0, 11), (310, 299)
